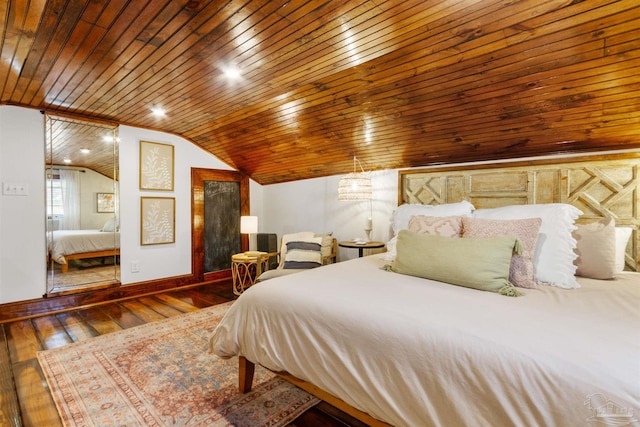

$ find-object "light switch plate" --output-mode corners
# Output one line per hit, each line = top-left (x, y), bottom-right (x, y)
(3, 182), (29, 196)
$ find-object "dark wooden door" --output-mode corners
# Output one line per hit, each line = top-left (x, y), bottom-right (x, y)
(191, 168), (249, 281)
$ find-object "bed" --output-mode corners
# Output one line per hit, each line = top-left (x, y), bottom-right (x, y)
(47, 229), (120, 273)
(210, 154), (640, 426)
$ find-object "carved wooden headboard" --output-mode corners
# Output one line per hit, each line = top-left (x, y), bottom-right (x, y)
(399, 152), (640, 271)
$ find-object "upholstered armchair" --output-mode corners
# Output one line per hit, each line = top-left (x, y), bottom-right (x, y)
(256, 232), (337, 281)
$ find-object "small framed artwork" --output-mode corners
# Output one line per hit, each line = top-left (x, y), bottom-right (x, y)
(140, 197), (175, 245)
(97, 193), (115, 213)
(139, 140), (174, 191)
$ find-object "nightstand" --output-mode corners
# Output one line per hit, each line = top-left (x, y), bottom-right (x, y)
(338, 241), (385, 258)
(231, 252), (270, 295)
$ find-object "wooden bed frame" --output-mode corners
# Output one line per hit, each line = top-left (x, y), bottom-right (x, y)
(56, 249), (120, 273)
(238, 356), (391, 427)
(236, 151), (640, 425)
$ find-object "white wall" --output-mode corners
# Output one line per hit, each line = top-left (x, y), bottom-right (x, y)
(0, 107), (46, 303)
(118, 125), (241, 284)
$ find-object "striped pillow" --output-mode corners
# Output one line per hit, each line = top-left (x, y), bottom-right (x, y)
(283, 237), (323, 269)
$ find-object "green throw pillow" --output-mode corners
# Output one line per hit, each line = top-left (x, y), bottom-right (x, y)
(390, 230), (523, 297)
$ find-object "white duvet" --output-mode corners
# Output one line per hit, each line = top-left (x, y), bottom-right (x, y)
(47, 229), (120, 264)
(211, 256), (640, 427)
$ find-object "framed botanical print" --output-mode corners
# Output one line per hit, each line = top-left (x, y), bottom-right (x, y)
(140, 197), (175, 245)
(97, 192), (115, 213)
(139, 140), (174, 191)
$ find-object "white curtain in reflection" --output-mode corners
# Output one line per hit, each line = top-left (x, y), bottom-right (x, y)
(60, 169), (81, 230)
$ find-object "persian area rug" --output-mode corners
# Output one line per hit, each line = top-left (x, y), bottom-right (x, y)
(37, 301), (319, 426)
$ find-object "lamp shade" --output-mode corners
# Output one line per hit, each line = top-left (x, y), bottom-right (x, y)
(338, 172), (372, 201)
(240, 216), (258, 234)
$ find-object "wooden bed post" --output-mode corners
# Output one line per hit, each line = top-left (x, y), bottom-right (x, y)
(238, 356), (255, 393)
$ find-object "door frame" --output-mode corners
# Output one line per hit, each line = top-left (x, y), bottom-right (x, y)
(191, 168), (249, 282)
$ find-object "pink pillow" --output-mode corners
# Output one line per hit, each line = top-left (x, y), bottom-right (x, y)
(408, 215), (463, 237)
(462, 217), (542, 288)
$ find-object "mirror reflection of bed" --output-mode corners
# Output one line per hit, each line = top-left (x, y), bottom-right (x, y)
(46, 226), (120, 292)
(45, 114), (120, 295)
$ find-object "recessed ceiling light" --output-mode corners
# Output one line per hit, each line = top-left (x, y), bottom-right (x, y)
(151, 107), (166, 117)
(222, 65), (242, 80)
(80, 148), (90, 154)
(63, 158), (72, 164)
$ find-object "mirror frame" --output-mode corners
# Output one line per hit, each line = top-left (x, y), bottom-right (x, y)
(45, 112), (120, 295)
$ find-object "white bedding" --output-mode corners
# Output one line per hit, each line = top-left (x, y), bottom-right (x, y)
(47, 229), (120, 264)
(211, 255), (640, 427)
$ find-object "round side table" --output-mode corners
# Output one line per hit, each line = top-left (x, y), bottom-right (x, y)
(338, 241), (385, 258)
(231, 252), (269, 295)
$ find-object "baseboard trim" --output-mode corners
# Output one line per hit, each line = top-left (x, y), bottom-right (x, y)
(0, 270), (232, 323)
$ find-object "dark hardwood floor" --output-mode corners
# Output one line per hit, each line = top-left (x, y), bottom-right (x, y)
(0, 280), (362, 427)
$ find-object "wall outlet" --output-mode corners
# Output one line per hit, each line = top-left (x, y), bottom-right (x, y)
(131, 261), (140, 273)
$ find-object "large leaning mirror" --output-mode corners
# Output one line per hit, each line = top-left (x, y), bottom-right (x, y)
(45, 114), (120, 295)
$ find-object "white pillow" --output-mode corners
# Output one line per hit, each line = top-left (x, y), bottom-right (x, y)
(390, 200), (475, 235)
(379, 235), (398, 261)
(615, 227), (632, 272)
(473, 204), (582, 289)
(573, 218), (616, 280)
(101, 218), (116, 232)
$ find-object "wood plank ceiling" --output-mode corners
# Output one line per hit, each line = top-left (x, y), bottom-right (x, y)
(1, 0), (639, 185)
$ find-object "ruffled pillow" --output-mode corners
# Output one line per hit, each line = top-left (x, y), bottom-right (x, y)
(473, 204), (582, 289)
(462, 217), (542, 288)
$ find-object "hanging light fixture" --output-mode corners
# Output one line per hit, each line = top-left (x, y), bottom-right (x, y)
(338, 156), (372, 201)
(339, 156), (374, 241)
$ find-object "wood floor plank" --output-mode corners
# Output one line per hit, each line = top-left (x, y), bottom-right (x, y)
(97, 302), (146, 329)
(55, 312), (100, 342)
(5, 320), (40, 363)
(137, 296), (187, 318)
(152, 293), (201, 313)
(0, 326), (21, 427)
(119, 299), (168, 323)
(74, 306), (124, 335)
(166, 289), (226, 308)
(200, 281), (237, 301)
(12, 359), (61, 427)
(32, 316), (74, 351)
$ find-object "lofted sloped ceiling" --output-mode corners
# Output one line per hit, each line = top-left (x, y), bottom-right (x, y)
(1, 0), (639, 185)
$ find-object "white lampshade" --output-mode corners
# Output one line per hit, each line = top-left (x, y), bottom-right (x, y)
(338, 172), (372, 201)
(240, 216), (259, 251)
(240, 216), (258, 234)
